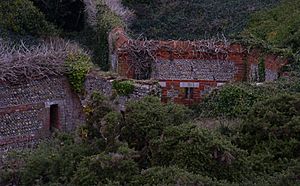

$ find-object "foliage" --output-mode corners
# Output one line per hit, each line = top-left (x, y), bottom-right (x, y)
(130, 166), (219, 186)
(243, 0), (300, 53)
(72, 143), (139, 186)
(3, 91), (300, 185)
(0, 0), (57, 37)
(150, 124), (251, 182)
(112, 80), (135, 96)
(238, 94), (300, 149)
(94, 1), (124, 70)
(121, 96), (191, 150)
(65, 53), (93, 93)
(123, 0), (280, 40)
(192, 84), (275, 118)
(30, 0), (85, 31)
(19, 133), (97, 186)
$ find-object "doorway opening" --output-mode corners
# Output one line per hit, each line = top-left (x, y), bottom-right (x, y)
(50, 104), (59, 132)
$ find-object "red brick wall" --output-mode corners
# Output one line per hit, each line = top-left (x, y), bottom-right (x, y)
(110, 28), (288, 105)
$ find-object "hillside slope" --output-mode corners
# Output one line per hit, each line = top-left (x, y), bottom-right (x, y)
(123, 0), (281, 40)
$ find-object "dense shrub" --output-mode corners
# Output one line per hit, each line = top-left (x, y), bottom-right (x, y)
(121, 96), (191, 150)
(112, 80), (135, 96)
(19, 134), (97, 186)
(72, 143), (139, 186)
(0, 0), (57, 37)
(123, 0), (280, 40)
(238, 94), (300, 148)
(244, 0), (300, 52)
(192, 84), (275, 118)
(150, 124), (251, 182)
(65, 53), (93, 93)
(130, 166), (218, 186)
(228, 94), (300, 177)
(30, 0), (85, 31)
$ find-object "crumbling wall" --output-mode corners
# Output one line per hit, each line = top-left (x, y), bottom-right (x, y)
(0, 77), (84, 152)
(84, 71), (161, 111)
(109, 28), (288, 105)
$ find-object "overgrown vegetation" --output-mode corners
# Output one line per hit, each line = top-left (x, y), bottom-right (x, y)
(2, 84), (300, 185)
(243, 0), (300, 53)
(112, 80), (135, 96)
(1, 0), (300, 185)
(65, 53), (93, 93)
(0, 0), (57, 38)
(122, 0), (281, 40)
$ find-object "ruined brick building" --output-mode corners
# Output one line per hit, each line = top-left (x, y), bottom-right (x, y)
(0, 77), (84, 151)
(110, 28), (288, 105)
(0, 71), (158, 152)
(0, 27), (288, 152)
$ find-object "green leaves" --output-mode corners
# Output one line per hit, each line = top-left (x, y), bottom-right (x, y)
(0, 0), (57, 37)
(112, 80), (135, 96)
(65, 53), (92, 93)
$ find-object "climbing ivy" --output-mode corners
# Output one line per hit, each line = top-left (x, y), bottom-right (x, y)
(65, 53), (92, 93)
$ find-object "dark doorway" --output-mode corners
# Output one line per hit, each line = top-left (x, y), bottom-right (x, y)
(50, 104), (59, 132)
(185, 88), (194, 99)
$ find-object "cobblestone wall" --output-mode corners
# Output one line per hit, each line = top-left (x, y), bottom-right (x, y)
(152, 59), (237, 81)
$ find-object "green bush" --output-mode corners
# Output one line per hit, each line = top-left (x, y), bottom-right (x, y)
(192, 84), (273, 118)
(123, 0), (280, 40)
(150, 124), (252, 182)
(238, 94), (300, 149)
(112, 80), (135, 96)
(0, 0), (57, 37)
(244, 0), (300, 52)
(65, 53), (92, 93)
(71, 143), (139, 186)
(130, 166), (218, 186)
(19, 133), (97, 186)
(121, 97), (191, 150)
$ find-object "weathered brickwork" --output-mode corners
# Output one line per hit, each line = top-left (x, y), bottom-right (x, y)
(0, 77), (84, 152)
(109, 28), (288, 105)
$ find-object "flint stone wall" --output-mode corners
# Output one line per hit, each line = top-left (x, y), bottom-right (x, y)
(152, 59), (237, 81)
(84, 73), (161, 111)
(0, 77), (84, 152)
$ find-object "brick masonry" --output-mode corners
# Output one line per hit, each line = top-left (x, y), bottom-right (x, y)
(109, 28), (288, 105)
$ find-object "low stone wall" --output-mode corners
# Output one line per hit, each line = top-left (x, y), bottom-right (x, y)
(84, 71), (161, 111)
